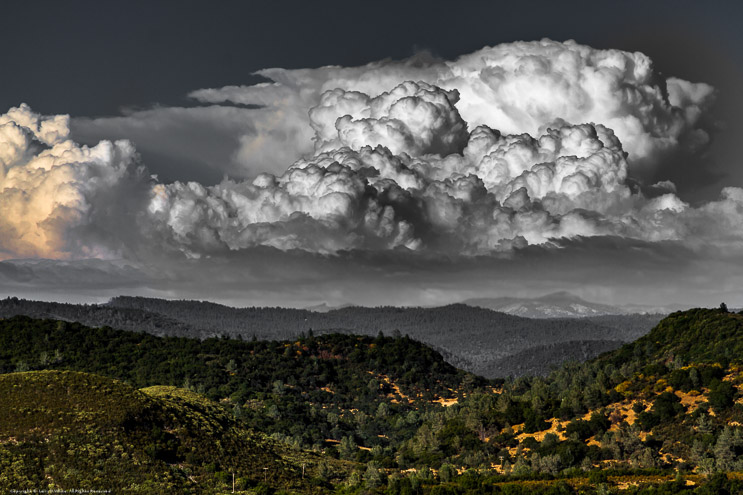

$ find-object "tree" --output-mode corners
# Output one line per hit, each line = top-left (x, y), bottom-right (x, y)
(364, 461), (385, 488)
(317, 462), (330, 482)
(714, 427), (737, 471)
(696, 413), (714, 434)
(438, 463), (456, 483)
(708, 379), (736, 412)
(511, 456), (531, 475)
(339, 436), (357, 460)
(719, 302), (729, 313)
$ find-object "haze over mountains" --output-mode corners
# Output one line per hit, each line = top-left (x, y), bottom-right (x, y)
(0, 295), (662, 378)
(463, 291), (688, 319)
(308, 291), (688, 319)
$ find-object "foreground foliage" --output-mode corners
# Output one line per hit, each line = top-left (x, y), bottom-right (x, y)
(0, 370), (350, 493)
(1, 308), (743, 493)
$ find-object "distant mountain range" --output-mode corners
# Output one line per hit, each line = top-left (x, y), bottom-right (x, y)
(0, 296), (663, 378)
(304, 302), (353, 313)
(463, 291), (688, 318)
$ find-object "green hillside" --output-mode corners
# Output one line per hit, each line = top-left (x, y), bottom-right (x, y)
(605, 308), (743, 367)
(0, 370), (350, 493)
(2, 309), (743, 493)
(0, 315), (487, 458)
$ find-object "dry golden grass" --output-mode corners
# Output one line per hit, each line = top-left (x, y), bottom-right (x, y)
(514, 419), (567, 442)
(433, 397), (459, 407)
(675, 389), (707, 409)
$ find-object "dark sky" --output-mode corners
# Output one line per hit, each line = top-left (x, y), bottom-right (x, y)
(5, 1), (742, 201)
(4, 0), (742, 116)
(2, 1), (743, 307)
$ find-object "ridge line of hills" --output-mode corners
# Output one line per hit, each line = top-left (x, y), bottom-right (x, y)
(0, 295), (663, 378)
(461, 291), (689, 319)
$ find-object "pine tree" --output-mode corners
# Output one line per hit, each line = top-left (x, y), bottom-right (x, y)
(364, 461), (385, 488)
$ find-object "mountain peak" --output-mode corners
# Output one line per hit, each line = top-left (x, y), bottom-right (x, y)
(463, 292), (621, 318)
(535, 291), (587, 303)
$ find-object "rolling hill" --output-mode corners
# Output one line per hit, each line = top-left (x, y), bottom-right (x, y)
(0, 296), (662, 378)
(0, 369), (351, 493)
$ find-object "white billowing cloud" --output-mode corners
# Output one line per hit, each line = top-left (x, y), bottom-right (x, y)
(0, 104), (143, 260)
(142, 114), (632, 254)
(309, 81), (469, 157)
(0, 105), (70, 147)
(141, 82), (740, 256)
(190, 39), (714, 177)
(1, 40), (739, 264)
(446, 42), (715, 167)
(69, 40), (714, 190)
(145, 164), (421, 255)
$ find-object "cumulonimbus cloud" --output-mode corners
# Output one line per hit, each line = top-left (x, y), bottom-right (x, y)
(0, 104), (146, 260)
(191, 39), (715, 176)
(0, 40), (740, 262)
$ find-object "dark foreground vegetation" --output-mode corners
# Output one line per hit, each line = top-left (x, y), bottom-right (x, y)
(1, 307), (743, 493)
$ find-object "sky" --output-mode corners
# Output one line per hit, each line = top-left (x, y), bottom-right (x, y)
(1, 0), (742, 308)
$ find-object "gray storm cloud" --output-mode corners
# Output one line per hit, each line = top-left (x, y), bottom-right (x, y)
(0, 40), (740, 262)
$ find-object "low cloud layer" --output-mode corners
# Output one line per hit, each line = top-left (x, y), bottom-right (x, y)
(1, 238), (742, 309)
(1, 40), (741, 305)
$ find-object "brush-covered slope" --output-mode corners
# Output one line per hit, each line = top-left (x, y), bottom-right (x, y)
(605, 308), (743, 367)
(0, 315), (487, 460)
(0, 370), (349, 493)
(468, 308), (743, 480)
(482, 339), (625, 378)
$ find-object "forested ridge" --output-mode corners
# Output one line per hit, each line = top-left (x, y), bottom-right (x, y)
(0, 296), (661, 378)
(0, 316), (485, 459)
(3, 308), (743, 493)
